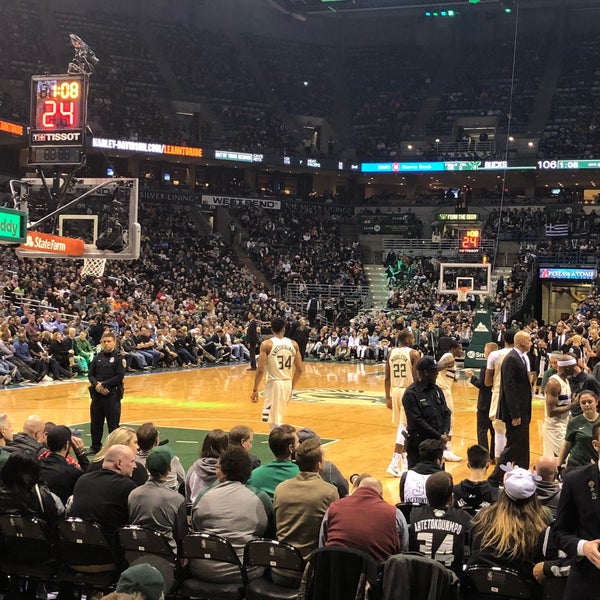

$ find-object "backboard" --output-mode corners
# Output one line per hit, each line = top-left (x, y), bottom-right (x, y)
(14, 177), (140, 260)
(439, 262), (491, 296)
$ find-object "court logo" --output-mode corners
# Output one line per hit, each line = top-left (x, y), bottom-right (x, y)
(292, 389), (385, 406)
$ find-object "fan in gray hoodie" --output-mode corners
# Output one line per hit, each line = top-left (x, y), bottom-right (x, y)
(185, 429), (229, 503)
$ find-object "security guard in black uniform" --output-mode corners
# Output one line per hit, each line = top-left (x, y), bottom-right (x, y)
(402, 355), (452, 469)
(88, 332), (126, 452)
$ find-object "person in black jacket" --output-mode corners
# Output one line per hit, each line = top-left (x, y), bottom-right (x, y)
(289, 318), (309, 360)
(553, 421), (600, 598)
(88, 332), (126, 453)
(246, 311), (260, 371)
(465, 342), (497, 457)
(0, 451), (63, 527)
(39, 425), (89, 505)
(402, 356), (451, 469)
(7, 414), (46, 457)
(453, 444), (498, 513)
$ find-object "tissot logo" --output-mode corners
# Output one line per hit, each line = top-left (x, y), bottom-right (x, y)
(32, 132), (82, 142)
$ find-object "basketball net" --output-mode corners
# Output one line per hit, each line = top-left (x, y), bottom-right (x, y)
(457, 287), (469, 303)
(80, 257), (107, 278)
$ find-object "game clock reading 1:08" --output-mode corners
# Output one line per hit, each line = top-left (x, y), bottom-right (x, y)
(29, 74), (88, 165)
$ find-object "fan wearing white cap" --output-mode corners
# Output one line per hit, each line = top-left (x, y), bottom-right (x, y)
(542, 355), (577, 458)
(467, 464), (552, 581)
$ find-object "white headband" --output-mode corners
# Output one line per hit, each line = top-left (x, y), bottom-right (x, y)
(557, 357), (576, 367)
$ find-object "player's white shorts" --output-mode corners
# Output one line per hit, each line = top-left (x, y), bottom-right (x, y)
(262, 379), (292, 426)
(392, 387), (408, 446)
(391, 387), (407, 426)
(542, 417), (568, 458)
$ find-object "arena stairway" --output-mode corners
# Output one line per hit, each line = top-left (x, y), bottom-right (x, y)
(364, 264), (389, 310)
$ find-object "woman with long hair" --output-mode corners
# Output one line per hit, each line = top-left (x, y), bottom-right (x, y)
(0, 450), (64, 527)
(468, 466), (552, 584)
(185, 429), (229, 503)
(87, 426), (148, 486)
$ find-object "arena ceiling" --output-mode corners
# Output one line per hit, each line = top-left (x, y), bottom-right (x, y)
(263, 0), (598, 16)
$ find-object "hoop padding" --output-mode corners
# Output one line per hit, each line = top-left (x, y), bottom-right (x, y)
(80, 257), (107, 278)
(457, 287), (469, 302)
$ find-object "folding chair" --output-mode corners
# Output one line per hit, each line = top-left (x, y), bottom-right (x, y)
(180, 532), (247, 600)
(56, 518), (120, 598)
(118, 525), (179, 594)
(462, 564), (539, 599)
(383, 553), (459, 600)
(244, 538), (305, 600)
(0, 514), (57, 599)
(300, 546), (381, 600)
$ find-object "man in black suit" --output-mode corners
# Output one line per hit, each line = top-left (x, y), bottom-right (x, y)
(488, 330), (532, 484)
(306, 297), (320, 328)
(246, 312), (260, 371)
(549, 321), (569, 352)
(553, 421), (600, 599)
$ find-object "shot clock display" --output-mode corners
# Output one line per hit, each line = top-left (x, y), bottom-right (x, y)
(458, 228), (481, 253)
(29, 74), (88, 165)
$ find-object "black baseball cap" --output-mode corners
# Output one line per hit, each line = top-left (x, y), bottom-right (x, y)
(416, 356), (444, 371)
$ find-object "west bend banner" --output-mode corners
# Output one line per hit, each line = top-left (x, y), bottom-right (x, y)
(139, 189), (281, 210)
(202, 195), (281, 210)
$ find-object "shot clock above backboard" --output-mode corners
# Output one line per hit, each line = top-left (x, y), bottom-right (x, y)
(29, 74), (89, 165)
(458, 228), (481, 253)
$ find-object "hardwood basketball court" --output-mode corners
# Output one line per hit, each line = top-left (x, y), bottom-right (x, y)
(1, 362), (545, 503)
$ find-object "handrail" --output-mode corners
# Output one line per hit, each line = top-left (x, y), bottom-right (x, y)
(284, 283), (371, 324)
(381, 238), (495, 256)
(505, 260), (537, 322)
(3, 296), (82, 323)
(537, 251), (598, 267)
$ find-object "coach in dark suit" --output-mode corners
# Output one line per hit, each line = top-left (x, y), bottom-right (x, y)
(246, 312), (260, 371)
(549, 322), (568, 352)
(553, 421), (600, 599)
(489, 331), (532, 484)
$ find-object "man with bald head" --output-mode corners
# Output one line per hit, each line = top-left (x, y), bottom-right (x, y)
(489, 329), (533, 485)
(319, 476), (409, 561)
(0, 413), (15, 469)
(534, 456), (561, 519)
(69, 444), (137, 547)
(7, 414), (46, 457)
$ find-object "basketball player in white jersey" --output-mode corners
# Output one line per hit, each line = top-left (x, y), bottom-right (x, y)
(250, 317), (304, 429)
(385, 329), (420, 476)
(542, 355), (577, 457)
(436, 338), (464, 462)
(484, 329), (515, 464)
